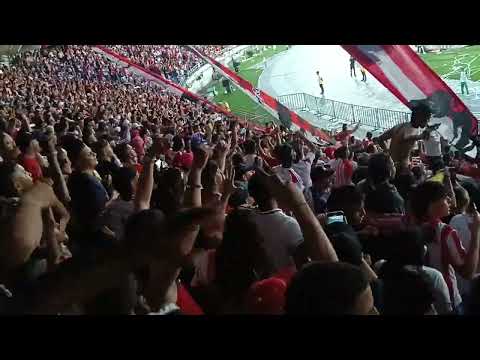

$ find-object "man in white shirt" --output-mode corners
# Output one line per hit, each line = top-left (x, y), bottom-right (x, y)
(248, 173), (304, 272)
(460, 69), (469, 95)
(316, 71), (324, 96)
(422, 127), (445, 172)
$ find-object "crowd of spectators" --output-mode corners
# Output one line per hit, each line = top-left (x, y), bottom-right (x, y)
(106, 45), (230, 84)
(1, 45), (480, 316)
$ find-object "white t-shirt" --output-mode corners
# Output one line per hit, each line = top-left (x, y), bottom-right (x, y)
(251, 209), (304, 272)
(460, 71), (467, 82)
(317, 74), (324, 85)
(423, 131), (442, 157)
(449, 214), (476, 296)
(292, 152), (315, 189)
(404, 265), (452, 314)
(426, 222), (466, 307)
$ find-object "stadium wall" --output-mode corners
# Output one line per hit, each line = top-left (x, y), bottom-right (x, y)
(184, 45), (256, 93)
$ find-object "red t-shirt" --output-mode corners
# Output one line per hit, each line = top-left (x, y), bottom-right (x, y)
(173, 151), (194, 169)
(324, 146), (336, 160)
(20, 155), (43, 181)
(176, 283), (204, 315)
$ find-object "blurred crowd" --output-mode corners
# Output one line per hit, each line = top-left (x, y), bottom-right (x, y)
(106, 45), (229, 84)
(1, 45), (480, 316)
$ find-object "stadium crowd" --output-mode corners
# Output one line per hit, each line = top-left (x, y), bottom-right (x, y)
(1, 45), (480, 315)
(106, 45), (230, 84)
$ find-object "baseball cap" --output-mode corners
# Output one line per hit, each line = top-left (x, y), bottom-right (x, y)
(191, 132), (208, 149)
(245, 277), (288, 314)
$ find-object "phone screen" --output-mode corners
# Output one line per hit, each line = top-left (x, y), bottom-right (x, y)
(326, 212), (346, 225)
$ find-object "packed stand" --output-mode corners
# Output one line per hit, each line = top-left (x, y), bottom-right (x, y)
(106, 45), (230, 85)
(2, 46), (480, 316)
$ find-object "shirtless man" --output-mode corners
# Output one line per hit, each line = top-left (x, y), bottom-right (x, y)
(373, 102), (432, 173)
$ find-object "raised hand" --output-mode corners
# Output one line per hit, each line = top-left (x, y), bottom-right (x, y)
(255, 166), (307, 211)
(192, 145), (211, 171)
(222, 158), (237, 197)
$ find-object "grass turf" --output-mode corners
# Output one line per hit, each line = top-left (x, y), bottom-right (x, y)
(201, 45), (288, 125)
(421, 45), (480, 81)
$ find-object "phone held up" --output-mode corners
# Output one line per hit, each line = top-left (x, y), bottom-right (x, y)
(326, 211), (347, 225)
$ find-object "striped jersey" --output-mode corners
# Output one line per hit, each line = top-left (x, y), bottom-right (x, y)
(426, 221), (466, 307)
(329, 158), (355, 188)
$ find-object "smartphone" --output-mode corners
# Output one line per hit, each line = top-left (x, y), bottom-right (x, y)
(326, 211), (347, 225)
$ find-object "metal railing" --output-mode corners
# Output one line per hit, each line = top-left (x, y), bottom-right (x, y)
(278, 92), (480, 133)
(277, 92), (411, 132)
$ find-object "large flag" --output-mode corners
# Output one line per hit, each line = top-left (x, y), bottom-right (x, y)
(342, 45), (478, 152)
(93, 46), (266, 132)
(186, 46), (333, 144)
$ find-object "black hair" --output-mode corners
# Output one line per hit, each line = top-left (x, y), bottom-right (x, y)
(285, 262), (369, 315)
(327, 185), (364, 213)
(15, 130), (33, 154)
(368, 152), (393, 185)
(92, 139), (110, 159)
(123, 208), (166, 245)
(381, 267), (434, 315)
(366, 143), (376, 154)
(248, 172), (272, 207)
(243, 140), (256, 155)
(409, 181), (447, 221)
(152, 167), (185, 217)
(466, 277), (480, 315)
(228, 181), (249, 208)
(114, 143), (130, 164)
(410, 101), (432, 122)
(277, 144), (293, 168)
(61, 135), (85, 167)
(172, 135), (184, 152)
(0, 162), (18, 198)
(334, 146), (348, 160)
(112, 167), (137, 201)
(83, 273), (137, 315)
(215, 208), (273, 301)
(379, 228), (426, 274)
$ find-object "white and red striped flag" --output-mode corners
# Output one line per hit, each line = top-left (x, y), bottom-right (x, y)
(93, 46), (266, 133)
(186, 45), (333, 144)
(342, 45), (478, 152)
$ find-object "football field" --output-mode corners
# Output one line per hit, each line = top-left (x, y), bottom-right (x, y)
(421, 45), (480, 81)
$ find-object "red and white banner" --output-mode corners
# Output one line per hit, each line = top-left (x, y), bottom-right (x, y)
(93, 46), (266, 132)
(342, 45), (478, 152)
(186, 46), (333, 144)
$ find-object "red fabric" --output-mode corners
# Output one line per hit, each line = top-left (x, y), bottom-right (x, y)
(324, 146), (336, 159)
(335, 130), (352, 143)
(176, 283), (204, 315)
(189, 46), (330, 142)
(173, 151), (193, 169)
(20, 155), (43, 181)
(342, 45), (477, 136)
(460, 163), (480, 179)
(244, 266), (296, 315)
(131, 135), (145, 160)
(135, 164), (143, 174)
(263, 156), (280, 168)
